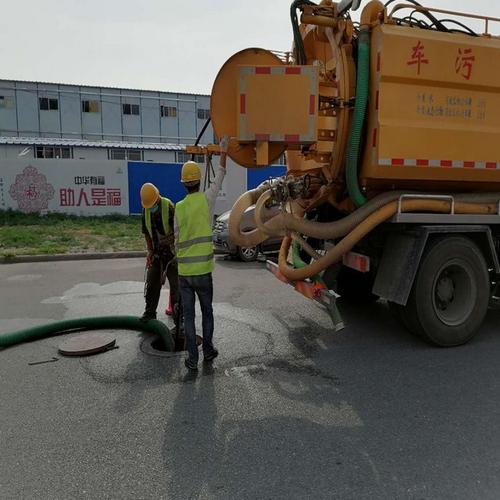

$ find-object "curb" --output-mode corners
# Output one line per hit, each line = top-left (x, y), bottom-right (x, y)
(0, 251), (147, 265)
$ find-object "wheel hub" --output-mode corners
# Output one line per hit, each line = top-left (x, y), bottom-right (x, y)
(432, 262), (475, 327)
(436, 275), (455, 308)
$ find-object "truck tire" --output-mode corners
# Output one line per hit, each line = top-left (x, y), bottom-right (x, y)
(337, 266), (378, 304)
(388, 301), (425, 339)
(237, 245), (258, 262)
(402, 236), (489, 347)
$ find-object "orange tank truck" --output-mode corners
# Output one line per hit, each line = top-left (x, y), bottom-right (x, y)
(208, 0), (500, 346)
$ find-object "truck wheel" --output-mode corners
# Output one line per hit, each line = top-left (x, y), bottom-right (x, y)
(388, 301), (425, 339)
(337, 266), (378, 304)
(237, 246), (258, 262)
(402, 236), (489, 347)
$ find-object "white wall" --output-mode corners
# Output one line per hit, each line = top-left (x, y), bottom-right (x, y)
(1, 159), (129, 215)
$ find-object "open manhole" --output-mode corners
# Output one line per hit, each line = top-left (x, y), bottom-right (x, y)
(141, 333), (202, 358)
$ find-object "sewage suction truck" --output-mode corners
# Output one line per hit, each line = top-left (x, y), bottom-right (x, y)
(206, 0), (500, 346)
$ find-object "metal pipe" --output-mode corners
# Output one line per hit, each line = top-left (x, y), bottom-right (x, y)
(300, 13), (338, 27)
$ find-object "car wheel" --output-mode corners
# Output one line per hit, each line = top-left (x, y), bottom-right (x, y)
(237, 246), (258, 262)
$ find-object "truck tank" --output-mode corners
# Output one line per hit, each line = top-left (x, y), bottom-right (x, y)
(210, 0), (500, 282)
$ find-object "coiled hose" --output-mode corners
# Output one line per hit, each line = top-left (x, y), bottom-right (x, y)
(0, 316), (174, 351)
(278, 197), (500, 281)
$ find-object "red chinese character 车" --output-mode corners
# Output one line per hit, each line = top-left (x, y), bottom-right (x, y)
(455, 48), (475, 81)
(407, 41), (429, 75)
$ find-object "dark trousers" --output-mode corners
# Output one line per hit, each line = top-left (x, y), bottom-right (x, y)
(179, 273), (215, 363)
(144, 252), (179, 324)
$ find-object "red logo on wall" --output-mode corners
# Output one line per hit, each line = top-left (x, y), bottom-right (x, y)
(9, 166), (55, 213)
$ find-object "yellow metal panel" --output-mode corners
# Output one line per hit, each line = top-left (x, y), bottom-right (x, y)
(238, 66), (318, 144)
(242, 74), (312, 138)
(361, 24), (500, 191)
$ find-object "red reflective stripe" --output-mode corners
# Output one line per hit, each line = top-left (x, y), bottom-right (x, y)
(417, 159), (429, 166)
(255, 134), (270, 141)
(441, 160), (453, 167)
(375, 90), (379, 110)
(284, 134), (300, 142)
(392, 158), (404, 166)
(255, 67), (271, 74)
(359, 257), (367, 273)
(309, 95), (316, 115)
(285, 67), (301, 74)
(464, 161), (475, 168)
(372, 128), (377, 147)
(486, 162), (497, 169)
(240, 94), (246, 114)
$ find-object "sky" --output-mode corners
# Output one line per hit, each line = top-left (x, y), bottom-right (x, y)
(0, 0), (497, 94)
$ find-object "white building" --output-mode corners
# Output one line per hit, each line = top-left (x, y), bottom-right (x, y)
(0, 79), (284, 216)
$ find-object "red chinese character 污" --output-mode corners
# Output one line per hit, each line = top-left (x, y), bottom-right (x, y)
(407, 41), (429, 75)
(106, 188), (122, 206)
(60, 188), (75, 207)
(91, 188), (106, 206)
(76, 188), (90, 207)
(455, 48), (475, 81)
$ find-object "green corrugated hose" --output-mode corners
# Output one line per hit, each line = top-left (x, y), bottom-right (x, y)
(292, 239), (323, 283)
(346, 28), (370, 207)
(0, 316), (174, 351)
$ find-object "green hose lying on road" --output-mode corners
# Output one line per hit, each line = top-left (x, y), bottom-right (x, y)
(0, 316), (174, 351)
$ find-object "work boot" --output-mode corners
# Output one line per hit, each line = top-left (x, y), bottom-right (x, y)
(140, 312), (157, 322)
(184, 358), (198, 371)
(204, 348), (219, 363)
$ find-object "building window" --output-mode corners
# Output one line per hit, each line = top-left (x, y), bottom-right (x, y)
(39, 97), (59, 111)
(122, 103), (140, 115)
(0, 96), (15, 109)
(109, 149), (143, 161)
(177, 151), (205, 164)
(160, 105), (177, 118)
(197, 108), (210, 120)
(82, 100), (100, 113)
(35, 146), (72, 159)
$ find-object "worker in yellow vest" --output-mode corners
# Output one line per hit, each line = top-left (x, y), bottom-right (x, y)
(175, 136), (229, 370)
(140, 183), (180, 331)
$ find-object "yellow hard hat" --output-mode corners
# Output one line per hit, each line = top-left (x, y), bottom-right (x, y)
(140, 183), (160, 209)
(181, 161), (201, 184)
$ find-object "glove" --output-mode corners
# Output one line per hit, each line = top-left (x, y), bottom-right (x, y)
(219, 136), (230, 154)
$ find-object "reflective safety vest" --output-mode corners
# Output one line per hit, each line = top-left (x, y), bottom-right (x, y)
(176, 192), (214, 276)
(144, 197), (173, 239)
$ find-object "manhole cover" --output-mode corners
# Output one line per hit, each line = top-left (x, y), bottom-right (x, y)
(58, 332), (117, 357)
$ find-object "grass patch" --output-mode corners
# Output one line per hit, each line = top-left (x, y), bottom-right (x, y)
(0, 209), (145, 257)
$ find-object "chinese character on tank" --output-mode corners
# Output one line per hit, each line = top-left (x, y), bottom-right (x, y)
(407, 41), (429, 75)
(455, 48), (475, 80)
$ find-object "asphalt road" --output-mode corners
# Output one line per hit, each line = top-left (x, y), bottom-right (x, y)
(2, 257), (500, 499)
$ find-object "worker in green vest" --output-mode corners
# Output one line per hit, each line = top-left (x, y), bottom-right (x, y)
(175, 136), (229, 370)
(140, 183), (180, 332)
